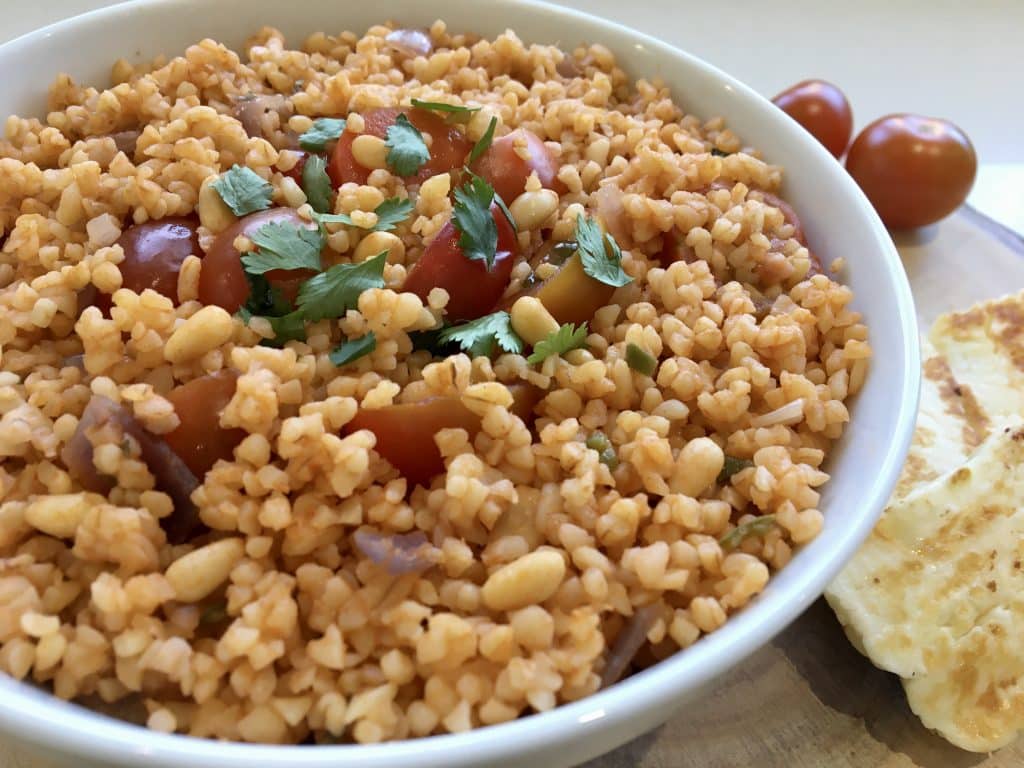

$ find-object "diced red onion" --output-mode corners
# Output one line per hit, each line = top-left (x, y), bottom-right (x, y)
(232, 94), (292, 139)
(600, 603), (660, 689)
(749, 397), (806, 428)
(61, 395), (200, 542)
(383, 28), (433, 59)
(353, 529), (438, 575)
(108, 130), (140, 156)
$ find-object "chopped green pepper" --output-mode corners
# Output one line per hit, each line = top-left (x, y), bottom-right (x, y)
(717, 455), (755, 485)
(719, 515), (777, 550)
(585, 431), (619, 470)
(625, 343), (657, 376)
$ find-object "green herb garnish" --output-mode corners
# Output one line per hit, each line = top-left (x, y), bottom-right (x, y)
(240, 220), (323, 276)
(467, 115), (497, 166)
(527, 322), (588, 365)
(296, 250), (387, 322)
(212, 165), (273, 217)
(301, 154), (333, 214)
(298, 117), (346, 151)
(329, 332), (377, 366)
(314, 196), (414, 233)
(410, 99), (481, 117)
(438, 311), (523, 357)
(408, 326), (458, 357)
(625, 343), (657, 377)
(200, 601), (228, 625)
(238, 305), (307, 347)
(719, 515), (777, 550)
(585, 431), (618, 470)
(717, 455), (755, 485)
(385, 113), (430, 176)
(453, 174), (499, 270)
(576, 215), (632, 288)
(710, 147), (731, 157)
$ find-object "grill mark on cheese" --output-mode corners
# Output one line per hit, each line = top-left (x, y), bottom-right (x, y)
(923, 353), (990, 450)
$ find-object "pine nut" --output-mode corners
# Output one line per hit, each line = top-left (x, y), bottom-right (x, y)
(481, 548), (566, 611)
(510, 296), (559, 346)
(164, 306), (235, 364)
(351, 135), (388, 170)
(354, 231), (405, 263)
(197, 176), (236, 234)
(509, 190), (558, 231)
(671, 437), (725, 497)
(165, 538), (245, 602)
(24, 493), (99, 539)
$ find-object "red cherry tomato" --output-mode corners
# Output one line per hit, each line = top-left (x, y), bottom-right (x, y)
(197, 208), (317, 313)
(280, 150), (309, 187)
(328, 107), (470, 187)
(772, 80), (853, 159)
(104, 217), (201, 310)
(845, 114), (977, 229)
(163, 370), (246, 477)
(344, 384), (541, 487)
(471, 129), (563, 205)
(403, 205), (517, 321)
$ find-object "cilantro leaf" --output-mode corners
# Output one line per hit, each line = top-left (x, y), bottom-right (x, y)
(576, 215), (633, 288)
(467, 115), (497, 165)
(313, 196), (413, 232)
(262, 311), (308, 348)
(493, 190), (517, 233)
(625, 342), (657, 376)
(719, 515), (777, 550)
(296, 250), (387, 322)
(385, 113), (430, 176)
(411, 99), (480, 116)
(302, 154), (333, 214)
(453, 174), (498, 270)
(370, 197), (414, 232)
(329, 332), (377, 366)
(212, 165), (274, 217)
(717, 455), (755, 485)
(710, 147), (732, 157)
(240, 220), (324, 276)
(438, 311), (523, 357)
(527, 322), (588, 365)
(298, 117), (347, 151)
(408, 326), (460, 357)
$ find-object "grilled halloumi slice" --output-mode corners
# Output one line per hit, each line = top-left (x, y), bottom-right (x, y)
(827, 289), (1024, 752)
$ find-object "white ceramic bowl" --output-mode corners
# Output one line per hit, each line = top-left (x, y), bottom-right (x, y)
(0, 1), (920, 765)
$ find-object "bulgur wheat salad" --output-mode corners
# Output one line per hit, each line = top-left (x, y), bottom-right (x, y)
(0, 21), (871, 744)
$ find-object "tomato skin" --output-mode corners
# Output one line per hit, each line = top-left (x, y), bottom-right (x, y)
(328, 107), (470, 187)
(163, 370), (246, 477)
(772, 80), (853, 159)
(280, 151), (309, 186)
(108, 217), (201, 307)
(845, 114), (977, 229)
(344, 383), (540, 488)
(471, 129), (563, 205)
(197, 207), (317, 313)
(404, 205), (518, 321)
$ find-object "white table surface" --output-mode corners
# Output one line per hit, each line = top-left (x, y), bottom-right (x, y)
(1, 2), (1023, 766)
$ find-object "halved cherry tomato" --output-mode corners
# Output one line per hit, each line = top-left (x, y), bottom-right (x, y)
(845, 114), (977, 229)
(771, 80), (853, 159)
(163, 370), (246, 477)
(534, 252), (615, 326)
(471, 129), (563, 205)
(655, 230), (697, 268)
(344, 383), (541, 487)
(102, 217), (201, 310)
(197, 207), (317, 313)
(328, 107), (471, 187)
(404, 204), (517, 321)
(280, 150), (309, 187)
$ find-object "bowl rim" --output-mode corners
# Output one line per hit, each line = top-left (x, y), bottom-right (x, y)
(0, 0), (921, 765)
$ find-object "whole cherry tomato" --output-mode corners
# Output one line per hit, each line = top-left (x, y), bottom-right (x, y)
(845, 114), (977, 229)
(163, 370), (246, 477)
(108, 217), (201, 306)
(328, 107), (470, 187)
(403, 204), (517, 321)
(471, 129), (563, 205)
(772, 80), (853, 158)
(197, 207), (317, 313)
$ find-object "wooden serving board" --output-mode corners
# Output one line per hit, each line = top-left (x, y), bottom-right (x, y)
(3, 210), (1024, 768)
(587, 207), (1024, 768)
